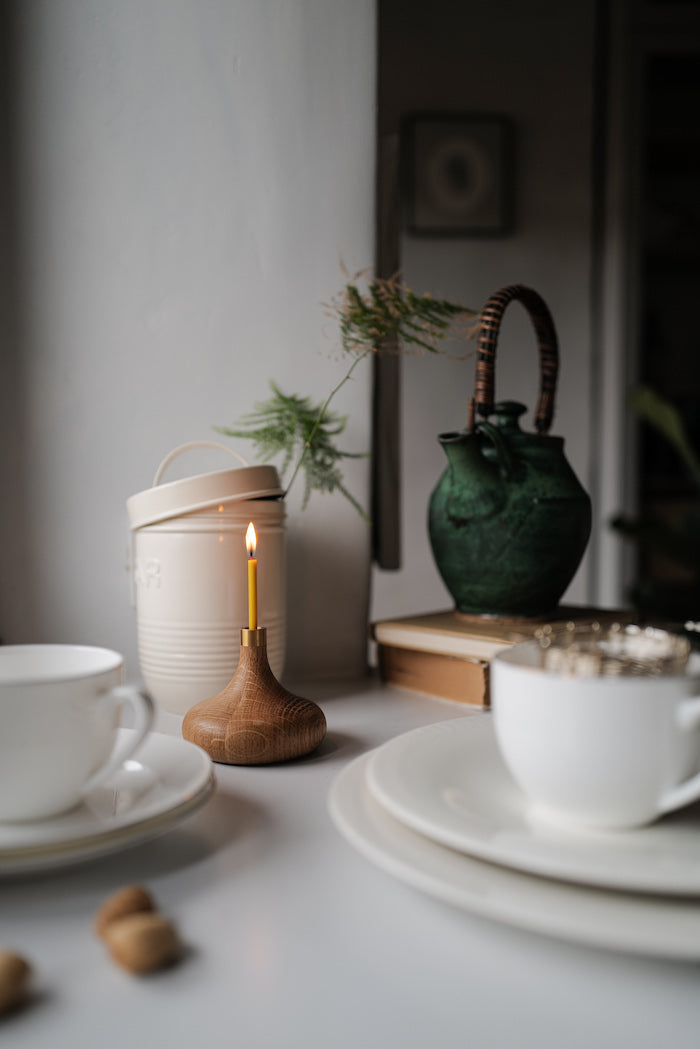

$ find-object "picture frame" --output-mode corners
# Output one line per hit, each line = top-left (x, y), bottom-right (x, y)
(402, 114), (514, 236)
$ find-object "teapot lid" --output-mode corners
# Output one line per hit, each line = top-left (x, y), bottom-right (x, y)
(490, 401), (528, 431)
(485, 401), (561, 445)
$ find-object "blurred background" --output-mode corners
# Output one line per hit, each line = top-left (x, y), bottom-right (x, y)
(2, 0), (699, 680)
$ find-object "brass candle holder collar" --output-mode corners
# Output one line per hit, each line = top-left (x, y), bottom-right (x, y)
(182, 627), (326, 765)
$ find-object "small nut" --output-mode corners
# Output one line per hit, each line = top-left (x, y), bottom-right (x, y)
(94, 886), (155, 939)
(0, 952), (31, 1016)
(103, 913), (181, 974)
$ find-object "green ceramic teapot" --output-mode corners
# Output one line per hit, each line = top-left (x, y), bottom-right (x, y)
(428, 285), (591, 617)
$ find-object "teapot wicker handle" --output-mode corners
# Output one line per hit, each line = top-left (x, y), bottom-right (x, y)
(474, 284), (559, 435)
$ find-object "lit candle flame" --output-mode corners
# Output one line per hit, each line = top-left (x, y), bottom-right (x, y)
(246, 522), (258, 630)
(246, 522), (257, 558)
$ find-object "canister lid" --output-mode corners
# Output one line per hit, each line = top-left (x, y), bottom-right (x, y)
(127, 464), (284, 530)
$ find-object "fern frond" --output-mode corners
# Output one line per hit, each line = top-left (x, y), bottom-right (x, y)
(216, 379), (369, 518)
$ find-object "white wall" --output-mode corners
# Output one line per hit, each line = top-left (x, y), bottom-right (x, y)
(371, 0), (601, 623)
(1, 0), (376, 679)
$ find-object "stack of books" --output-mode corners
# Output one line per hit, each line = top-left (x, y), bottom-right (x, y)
(371, 607), (632, 708)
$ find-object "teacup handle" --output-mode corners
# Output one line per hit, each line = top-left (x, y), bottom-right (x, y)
(658, 696), (700, 815)
(81, 685), (154, 795)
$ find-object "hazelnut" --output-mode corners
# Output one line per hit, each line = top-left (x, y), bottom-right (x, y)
(103, 913), (181, 974)
(94, 886), (155, 939)
(0, 952), (31, 1016)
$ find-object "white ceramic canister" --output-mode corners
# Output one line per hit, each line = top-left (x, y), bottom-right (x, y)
(127, 442), (286, 715)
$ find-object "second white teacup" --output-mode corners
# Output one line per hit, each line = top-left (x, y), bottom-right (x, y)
(0, 644), (154, 822)
(491, 635), (700, 831)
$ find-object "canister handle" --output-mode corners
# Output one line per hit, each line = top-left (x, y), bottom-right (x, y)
(153, 441), (249, 486)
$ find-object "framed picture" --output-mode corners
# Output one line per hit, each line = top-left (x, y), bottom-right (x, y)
(402, 114), (514, 236)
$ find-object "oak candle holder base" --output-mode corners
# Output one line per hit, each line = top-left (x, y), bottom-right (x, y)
(181, 628), (327, 765)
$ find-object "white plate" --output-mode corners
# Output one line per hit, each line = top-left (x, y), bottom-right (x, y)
(330, 751), (700, 959)
(366, 715), (700, 895)
(0, 729), (215, 875)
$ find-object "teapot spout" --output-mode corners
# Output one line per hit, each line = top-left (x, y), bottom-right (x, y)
(435, 430), (506, 523)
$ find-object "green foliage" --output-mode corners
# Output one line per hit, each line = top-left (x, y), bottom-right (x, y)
(612, 385), (700, 619)
(216, 381), (369, 519)
(218, 272), (476, 516)
(627, 386), (700, 490)
(329, 272), (475, 357)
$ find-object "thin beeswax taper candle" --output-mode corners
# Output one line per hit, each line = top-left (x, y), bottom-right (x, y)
(246, 522), (258, 630)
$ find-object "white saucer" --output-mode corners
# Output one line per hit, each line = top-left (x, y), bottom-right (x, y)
(0, 729), (215, 875)
(330, 751), (700, 960)
(366, 715), (700, 895)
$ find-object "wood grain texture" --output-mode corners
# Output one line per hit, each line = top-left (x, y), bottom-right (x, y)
(182, 631), (326, 765)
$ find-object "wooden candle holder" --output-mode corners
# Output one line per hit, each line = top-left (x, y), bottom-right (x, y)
(181, 628), (326, 765)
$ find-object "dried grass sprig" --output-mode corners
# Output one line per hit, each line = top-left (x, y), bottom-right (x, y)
(324, 270), (477, 357)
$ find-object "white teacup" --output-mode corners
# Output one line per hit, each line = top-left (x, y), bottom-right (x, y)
(491, 631), (700, 831)
(0, 644), (154, 822)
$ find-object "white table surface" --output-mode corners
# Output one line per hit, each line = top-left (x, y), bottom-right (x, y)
(3, 677), (700, 1048)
